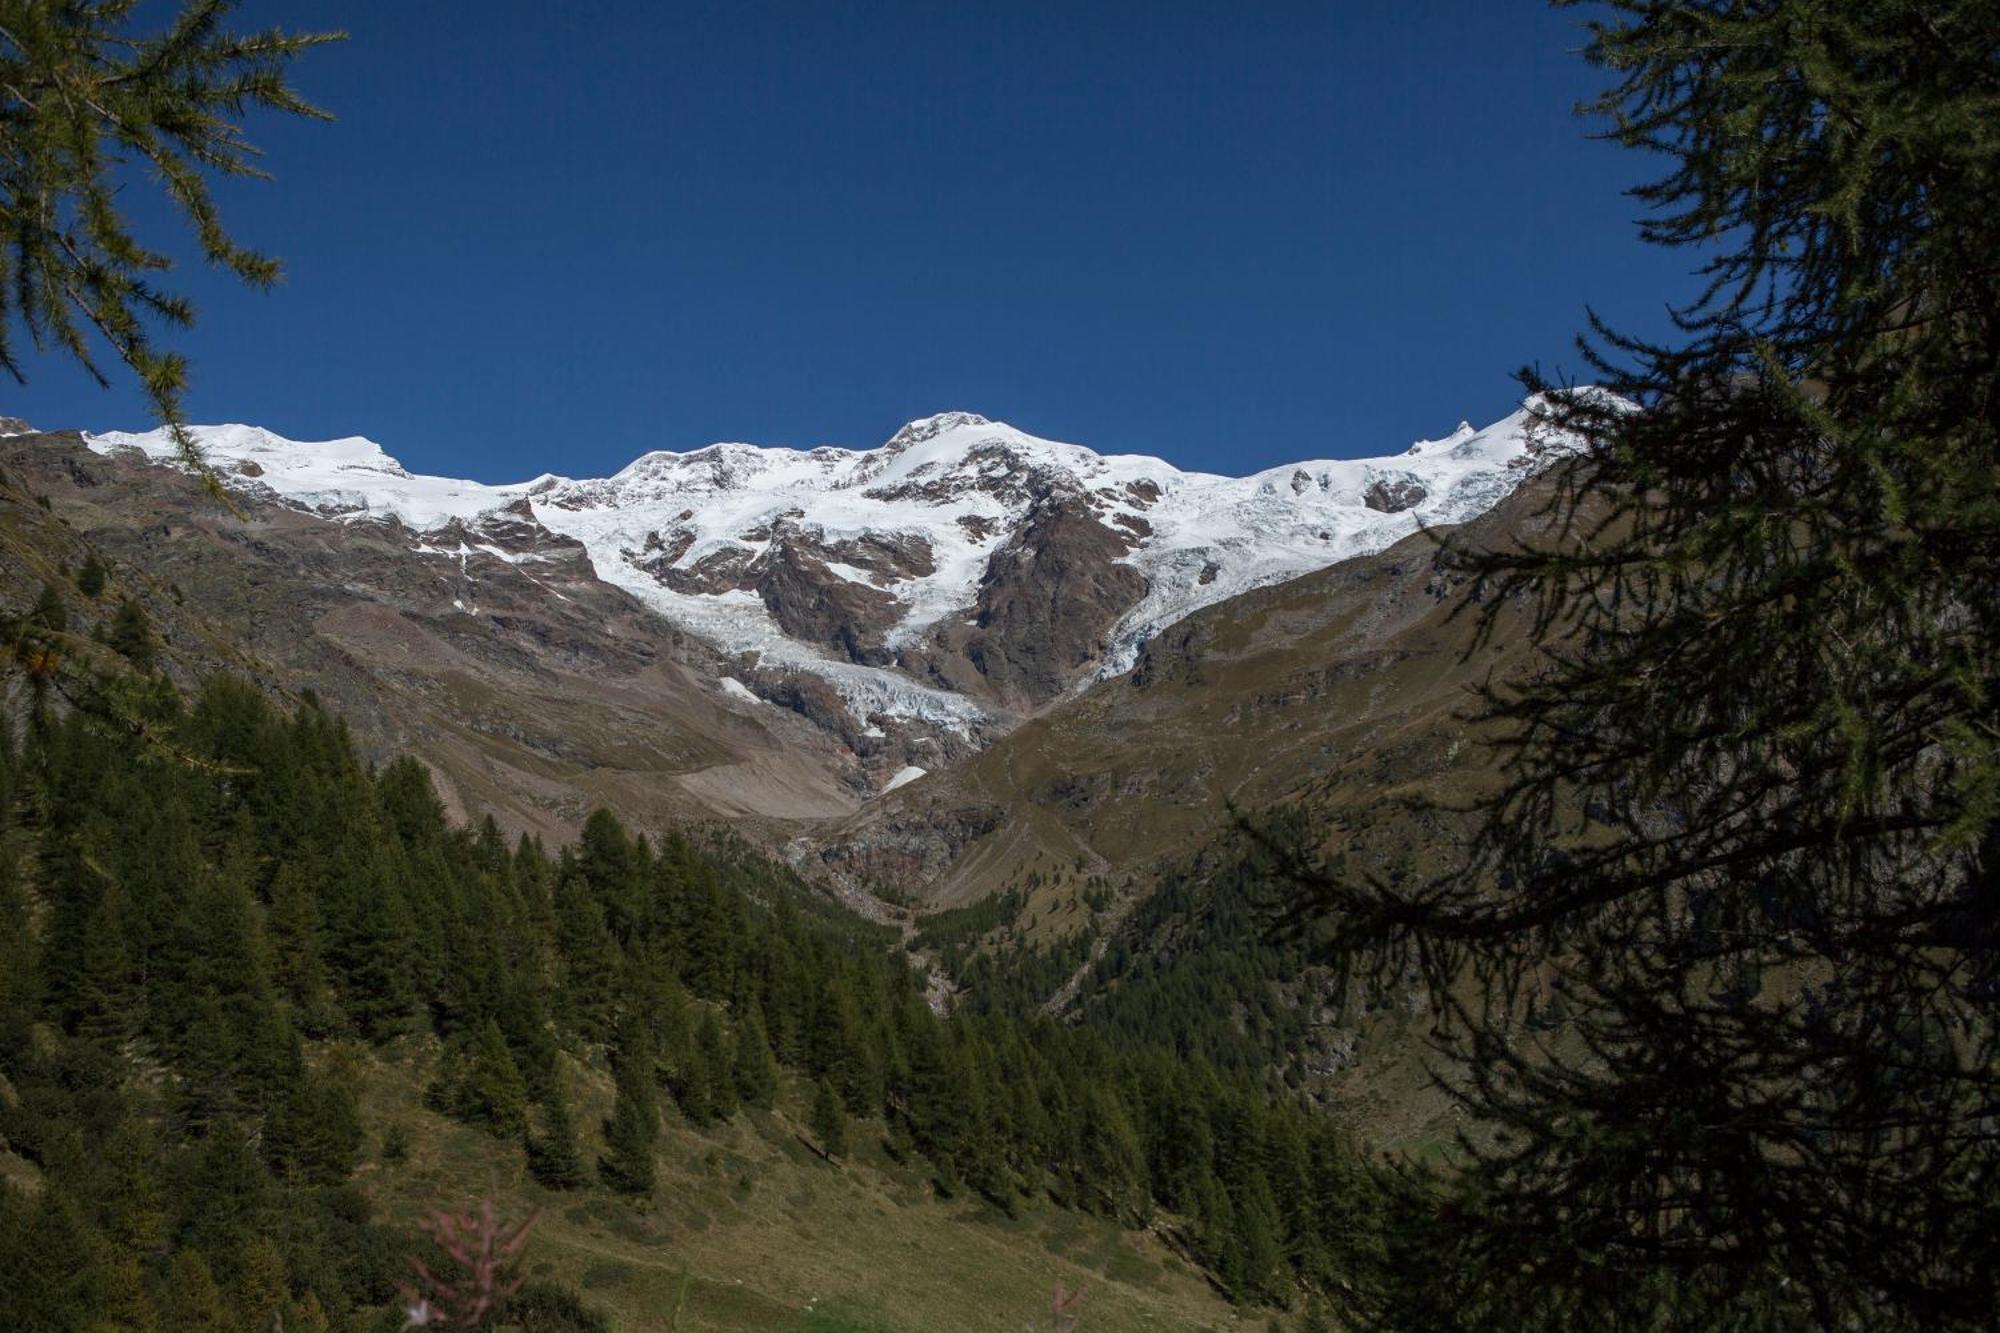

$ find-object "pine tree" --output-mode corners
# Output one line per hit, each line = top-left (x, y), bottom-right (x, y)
(600, 1009), (659, 1195)
(693, 1008), (737, 1124)
(552, 865), (619, 1040)
(462, 1019), (531, 1138)
(230, 1236), (292, 1333)
(528, 1086), (587, 1191)
(177, 1125), (276, 1269)
(98, 1118), (170, 1256)
(1074, 1083), (1146, 1222)
(320, 840), (420, 1040)
(577, 808), (640, 943)
(657, 984), (712, 1125)
(0, 831), (41, 1037)
(105, 598), (158, 671)
(74, 553), (108, 598)
(266, 864), (334, 1031)
(157, 1249), (232, 1331)
(29, 580), (66, 634)
(1228, 1174), (1287, 1306)
(810, 1077), (848, 1160)
(0, 3), (339, 470)
(731, 1004), (779, 1109)
(6, 1188), (110, 1329)
(287, 1291), (334, 1333)
(0, 650), (1380, 1311)
(266, 1068), (364, 1186)
(1289, 3), (2000, 1328)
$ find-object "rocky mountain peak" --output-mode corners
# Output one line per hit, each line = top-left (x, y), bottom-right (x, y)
(81, 395), (1595, 765)
(883, 411), (993, 451)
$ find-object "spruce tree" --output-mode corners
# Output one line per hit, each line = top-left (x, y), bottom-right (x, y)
(600, 1009), (659, 1195)
(810, 1077), (848, 1160)
(693, 1008), (737, 1124)
(29, 580), (66, 635)
(230, 1237), (292, 1333)
(528, 1087), (587, 1191)
(74, 554), (107, 598)
(157, 1249), (232, 1331)
(462, 1019), (531, 1138)
(265, 1069), (363, 1187)
(731, 1004), (779, 1109)
(105, 598), (158, 671)
(1290, 3), (2000, 1328)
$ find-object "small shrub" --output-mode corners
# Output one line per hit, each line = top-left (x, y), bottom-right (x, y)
(579, 1260), (633, 1290)
(380, 1122), (409, 1164)
(499, 1281), (613, 1332)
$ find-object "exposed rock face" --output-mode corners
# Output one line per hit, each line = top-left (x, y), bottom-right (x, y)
(808, 796), (1009, 891)
(755, 537), (905, 665)
(823, 530), (937, 580)
(956, 496), (1149, 706)
(1362, 473), (1428, 513)
(806, 474), (1564, 909)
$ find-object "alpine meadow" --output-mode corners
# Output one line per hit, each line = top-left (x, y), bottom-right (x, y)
(0, 3), (1994, 1332)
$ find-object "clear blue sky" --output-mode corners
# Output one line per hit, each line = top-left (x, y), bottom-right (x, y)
(12, 1), (1700, 481)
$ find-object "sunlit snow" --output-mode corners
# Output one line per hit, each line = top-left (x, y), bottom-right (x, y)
(86, 398), (1585, 719)
(883, 765), (927, 793)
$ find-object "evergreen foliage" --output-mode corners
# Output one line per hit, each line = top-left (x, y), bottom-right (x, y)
(731, 1002), (779, 1109)
(1285, 3), (2000, 1328)
(460, 1019), (531, 1139)
(104, 598), (157, 672)
(526, 1084), (587, 1191)
(501, 1280), (616, 1332)
(600, 1008), (659, 1196)
(0, 652), (1374, 1313)
(73, 553), (107, 598)
(0, 0), (340, 471)
(810, 1077), (848, 1160)
(961, 843), (1323, 1081)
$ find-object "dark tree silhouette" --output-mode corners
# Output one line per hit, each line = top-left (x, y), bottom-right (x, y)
(1285, 3), (2000, 1329)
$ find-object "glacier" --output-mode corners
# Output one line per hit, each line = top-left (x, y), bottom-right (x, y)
(86, 398), (1580, 721)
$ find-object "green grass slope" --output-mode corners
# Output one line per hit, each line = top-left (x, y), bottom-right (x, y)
(355, 1046), (1256, 1333)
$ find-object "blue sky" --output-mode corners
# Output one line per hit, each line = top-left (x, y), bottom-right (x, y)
(12, 2), (1700, 480)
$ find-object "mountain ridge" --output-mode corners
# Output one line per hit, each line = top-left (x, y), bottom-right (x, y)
(87, 400), (1576, 736)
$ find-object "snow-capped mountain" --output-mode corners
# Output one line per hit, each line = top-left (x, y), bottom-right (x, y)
(87, 401), (1572, 730)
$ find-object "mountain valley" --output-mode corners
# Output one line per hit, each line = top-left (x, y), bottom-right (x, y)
(0, 397), (1565, 1331)
(39, 401), (1567, 845)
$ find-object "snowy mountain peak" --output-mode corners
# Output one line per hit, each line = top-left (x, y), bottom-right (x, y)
(884, 411), (992, 451)
(83, 395), (1590, 729)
